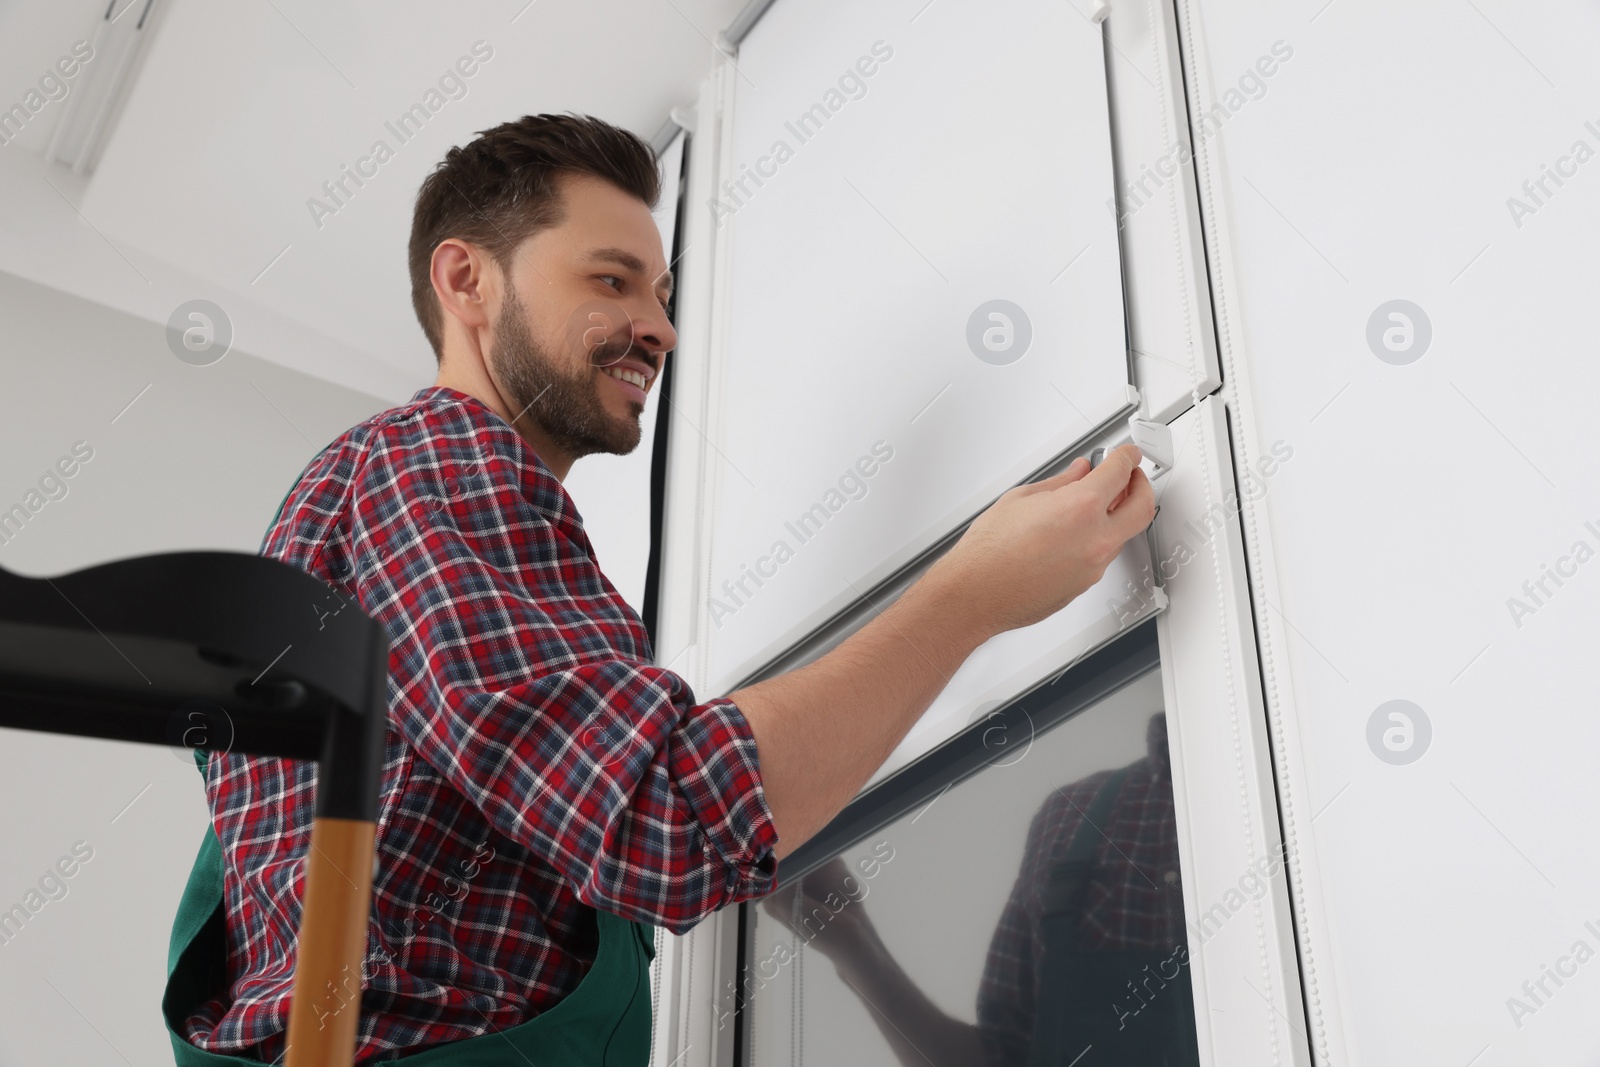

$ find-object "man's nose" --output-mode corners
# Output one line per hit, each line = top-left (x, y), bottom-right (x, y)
(632, 305), (676, 362)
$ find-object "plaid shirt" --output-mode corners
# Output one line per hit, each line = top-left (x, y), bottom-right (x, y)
(180, 385), (779, 1063)
(975, 712), (1184, 1064)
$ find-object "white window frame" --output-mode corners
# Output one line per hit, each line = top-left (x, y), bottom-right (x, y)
(647, 1), (1311, 1060)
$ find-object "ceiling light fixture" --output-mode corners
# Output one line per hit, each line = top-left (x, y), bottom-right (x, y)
(45, 0), (161, 175)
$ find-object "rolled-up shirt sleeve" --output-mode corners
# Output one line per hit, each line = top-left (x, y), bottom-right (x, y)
(348, 425), (779, 934)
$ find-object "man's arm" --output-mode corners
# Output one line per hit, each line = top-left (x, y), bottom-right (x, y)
(347, 424), (780, 933)
(733, 444), (1153, 858)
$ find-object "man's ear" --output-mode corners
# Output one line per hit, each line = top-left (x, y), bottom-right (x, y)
(432, 238), (498, 335)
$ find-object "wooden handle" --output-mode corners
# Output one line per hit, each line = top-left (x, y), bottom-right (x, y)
(285, 817), (376, 1067)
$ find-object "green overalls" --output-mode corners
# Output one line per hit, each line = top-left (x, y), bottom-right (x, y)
(162, 755), (657, 1066)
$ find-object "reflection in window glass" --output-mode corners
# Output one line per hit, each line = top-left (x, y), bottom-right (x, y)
(747, 666), (1199, 1066)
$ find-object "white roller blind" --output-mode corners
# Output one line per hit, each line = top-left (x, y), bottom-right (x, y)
(705, 0), (1132, 691)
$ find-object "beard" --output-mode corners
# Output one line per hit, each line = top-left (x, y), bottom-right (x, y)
(487, 286), (644, 459)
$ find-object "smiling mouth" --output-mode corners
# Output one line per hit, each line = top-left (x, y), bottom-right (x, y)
(600, 366), (648, 402)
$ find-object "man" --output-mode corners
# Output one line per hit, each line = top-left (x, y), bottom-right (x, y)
(164, 112), (1153, 1065)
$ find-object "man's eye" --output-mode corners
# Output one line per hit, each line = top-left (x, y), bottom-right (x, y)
(599, 275), (623, 290)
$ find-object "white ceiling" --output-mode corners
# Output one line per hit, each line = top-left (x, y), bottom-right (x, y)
(0, 0), (748, 400)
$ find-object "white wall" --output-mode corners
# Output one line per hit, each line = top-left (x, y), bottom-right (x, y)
(0, 268), (390, 1067)
(0, 0), (743, 403)
(1185, 1), (1600, 1063)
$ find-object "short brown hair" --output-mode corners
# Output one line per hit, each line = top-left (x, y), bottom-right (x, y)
(407, 111), (661, 361)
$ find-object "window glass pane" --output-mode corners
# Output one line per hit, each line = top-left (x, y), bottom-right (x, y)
(745, 664), (1199, 1066)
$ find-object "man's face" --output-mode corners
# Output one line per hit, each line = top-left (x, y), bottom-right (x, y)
(487, 172), (676, 460)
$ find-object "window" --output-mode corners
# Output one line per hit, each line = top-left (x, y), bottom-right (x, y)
(737, 622), (1198, 1066)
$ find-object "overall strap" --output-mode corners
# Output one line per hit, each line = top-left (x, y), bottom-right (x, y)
(165, 749), (255, 1065)
(169, 749), (222, 977)
(1039, 766), (1131, 918)
(1065, 766), (1132, 865)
